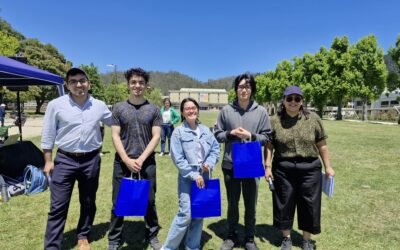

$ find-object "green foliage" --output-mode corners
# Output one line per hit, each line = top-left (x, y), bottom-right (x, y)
(16, 39), (71, 113)
(144, 87), (163, 107)
(228, 88), (236, 103)
(0, 30), (19, 56)
(388, 34), (400, 69)
(104, 82), (129, 105)
(0, 17), (25, 40)
(80, 63), (106, 100)
(327, 36), (352, 119)
(348, 35), (387, 100)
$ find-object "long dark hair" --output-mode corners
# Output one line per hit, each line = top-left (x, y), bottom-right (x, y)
(277, 98), (310, 119)
(180, 97), (200, 123)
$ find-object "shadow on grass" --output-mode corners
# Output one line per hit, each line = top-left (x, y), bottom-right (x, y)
(62, 221), (152, 250)
(207, 219), (303, 247)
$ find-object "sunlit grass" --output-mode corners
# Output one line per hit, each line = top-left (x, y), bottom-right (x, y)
(0, 111), (399, 249)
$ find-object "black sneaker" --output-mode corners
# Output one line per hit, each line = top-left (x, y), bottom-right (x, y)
(280, 237), (292, 250)
(220, 239), (235, 250)
(302, 239), (314, 250)
(149, 237), (162, 250)
(245, 239), (259, 250)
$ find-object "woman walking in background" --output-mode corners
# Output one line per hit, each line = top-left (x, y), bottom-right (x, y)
(264, 85), (335, 250)
(159, 98), (181, 156)
(162, 98), (220, 250)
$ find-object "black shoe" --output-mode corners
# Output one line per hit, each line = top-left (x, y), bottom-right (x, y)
(245, 239), (259, 250)
(280, 237), (292, 250)
(302, 239), (314, 250)
(149, 237), (162, 250)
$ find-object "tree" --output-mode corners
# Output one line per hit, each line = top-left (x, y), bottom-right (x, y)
(327, 36), (352, 120)
(18, 39), (71, 113)
(349, 35), (387, 121)
(144, 87), (163, 107)
(292, 50), (332, 117)
(80, 63), (105, 101)
(0, 30), (19, 56)
(388, 35), (400, 92)
(0, 18), (25, 41)
(104, 83), (128, 105)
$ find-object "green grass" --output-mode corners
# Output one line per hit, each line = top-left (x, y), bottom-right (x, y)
(0, 111), (399, 249)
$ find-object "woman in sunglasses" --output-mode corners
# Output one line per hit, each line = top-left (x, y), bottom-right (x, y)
(264, 85), (335, 250)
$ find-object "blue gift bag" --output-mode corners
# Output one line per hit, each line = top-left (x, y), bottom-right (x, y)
(232, 141), (264, 178)
(191, 178), (221, 218)
(114, 173), (150, 216)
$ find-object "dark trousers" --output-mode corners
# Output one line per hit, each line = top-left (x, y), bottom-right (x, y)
(272, 158), (322, 234)
(108, 154), (159, 246)
(44, 151), (101, 250)
(160, 124), (174, 153)
(222, 168), (259, 240)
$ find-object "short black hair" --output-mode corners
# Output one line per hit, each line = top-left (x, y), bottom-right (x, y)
(124, 67), (149, 83)
(233, 73), (256, 98)
(66, 68), (88, 82)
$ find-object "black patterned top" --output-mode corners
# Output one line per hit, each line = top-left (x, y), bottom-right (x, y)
(270, 112), (327, 159)
(111, 100), (162, 158)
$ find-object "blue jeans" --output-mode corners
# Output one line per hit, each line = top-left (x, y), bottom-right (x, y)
(163, 175), (203, 250)
(161, 124), (174, 153)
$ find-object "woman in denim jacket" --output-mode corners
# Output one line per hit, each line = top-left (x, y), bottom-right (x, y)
(162, 98), (220, 250)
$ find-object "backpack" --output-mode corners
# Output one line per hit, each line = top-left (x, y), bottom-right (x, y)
(23, 165), (48, 195)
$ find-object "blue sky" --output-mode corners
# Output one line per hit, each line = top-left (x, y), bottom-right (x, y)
(1, 0), (399, 82)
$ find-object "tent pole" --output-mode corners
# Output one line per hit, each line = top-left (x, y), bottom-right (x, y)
(17, 91), (22, 141)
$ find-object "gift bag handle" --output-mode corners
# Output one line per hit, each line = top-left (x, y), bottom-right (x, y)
(189, 163), (211, 179)
(129, 172), (141, 180)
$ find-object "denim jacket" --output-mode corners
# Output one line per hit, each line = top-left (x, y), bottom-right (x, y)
(171, 121), (220, 180)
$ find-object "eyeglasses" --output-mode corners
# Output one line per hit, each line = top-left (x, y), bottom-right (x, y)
(183, 106), (197, 111)
(238, 85), (251, 90)
(285, 95), (302, 103)
(129, 80), (146, 86)
(68, 78), (88, 85)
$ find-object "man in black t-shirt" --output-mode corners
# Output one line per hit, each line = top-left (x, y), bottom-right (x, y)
(107, 68), (162, 250)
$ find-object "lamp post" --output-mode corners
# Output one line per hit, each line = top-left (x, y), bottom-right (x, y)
(106, 64), (117, 105)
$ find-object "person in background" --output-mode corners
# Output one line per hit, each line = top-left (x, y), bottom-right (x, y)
(162, 97), (220, 250)
(264, 85), (335, 250)
(0, 103), (6, 127)
(107, 68), (162, 250)
(159, 98), (180, 156)
(41, 68), (112, 250)
(214, 73), (271, 250)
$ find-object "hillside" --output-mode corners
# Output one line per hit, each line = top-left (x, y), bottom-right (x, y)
(100, 71), (235, 95)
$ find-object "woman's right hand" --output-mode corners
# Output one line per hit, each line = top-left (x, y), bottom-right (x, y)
(195, 175), (205, 189)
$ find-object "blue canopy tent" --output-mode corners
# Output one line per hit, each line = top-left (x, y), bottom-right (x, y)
(0, 56), (65, 141)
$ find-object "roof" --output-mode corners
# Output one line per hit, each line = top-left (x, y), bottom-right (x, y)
(170, 88), (227, 93)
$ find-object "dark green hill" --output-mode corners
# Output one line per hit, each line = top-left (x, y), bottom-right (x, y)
(100, 71), (235, 95)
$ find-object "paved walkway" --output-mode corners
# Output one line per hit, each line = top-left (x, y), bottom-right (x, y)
(3, 116), (44, 139)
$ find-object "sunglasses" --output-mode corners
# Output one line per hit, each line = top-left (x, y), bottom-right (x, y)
(285, 96), (302, 103)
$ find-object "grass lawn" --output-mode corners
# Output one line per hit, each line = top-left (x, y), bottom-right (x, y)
(0, 111), (399, 249)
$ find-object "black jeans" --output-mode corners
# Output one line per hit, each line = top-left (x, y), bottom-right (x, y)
(108, 154), (160, 246)
(222, 168), (259, 240)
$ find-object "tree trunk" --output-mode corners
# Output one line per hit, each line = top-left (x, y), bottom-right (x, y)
(362, 98), (368, 121)
(336, 102), (343, 121)
(317, 105), (323, 118)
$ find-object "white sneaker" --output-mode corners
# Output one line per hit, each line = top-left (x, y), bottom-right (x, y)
(159, 152), (164, 156)
(168, 153), (171, 156)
